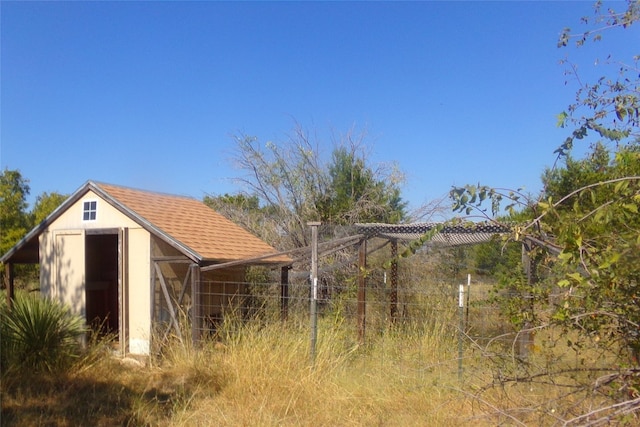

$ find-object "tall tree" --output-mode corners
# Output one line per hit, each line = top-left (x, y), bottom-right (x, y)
(324, 145), (405, 225)
(0, 169), (30, 257)
(230, 123), (406, 250)
(31, 192), (68, 225)
(202, 193), (276, 244)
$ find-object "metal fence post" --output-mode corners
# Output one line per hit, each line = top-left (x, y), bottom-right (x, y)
(458, 283), (465, 382)
(309, 222), (320, 364)
(357, 238), (367, 344)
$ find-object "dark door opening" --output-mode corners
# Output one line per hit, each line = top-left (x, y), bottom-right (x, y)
(85, 233), (119, 335)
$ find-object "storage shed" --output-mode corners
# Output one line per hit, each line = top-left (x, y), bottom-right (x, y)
(1, 181), (290, 355)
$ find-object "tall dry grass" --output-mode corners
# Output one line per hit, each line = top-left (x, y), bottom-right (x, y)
(154, 310), (477, 427)
(3, 284), (636, 426)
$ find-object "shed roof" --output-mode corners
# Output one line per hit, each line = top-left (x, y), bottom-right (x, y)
(1, 181), (291, 265)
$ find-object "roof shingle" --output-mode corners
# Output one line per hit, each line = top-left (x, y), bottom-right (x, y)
(96, 182), (289, 263)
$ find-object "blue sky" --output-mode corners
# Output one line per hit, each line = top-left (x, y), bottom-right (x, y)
(2, 1), (638, 216)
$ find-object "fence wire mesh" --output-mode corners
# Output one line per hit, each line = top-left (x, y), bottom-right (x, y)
(149, 237), (530, 375)
(184, 270), (518, 351)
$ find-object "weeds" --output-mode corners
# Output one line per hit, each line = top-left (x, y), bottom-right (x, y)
(2, 284), (638, 425)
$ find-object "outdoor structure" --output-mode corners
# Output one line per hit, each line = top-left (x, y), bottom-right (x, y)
(3, 180), (542, 354)
(1, 181), (290, 356)
(352, 222), (512, 341)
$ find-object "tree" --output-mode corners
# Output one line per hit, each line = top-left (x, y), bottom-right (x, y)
(450, 1), (640, 423)
(0, 169), (30, 258)
(325, 145), (406, 225)
(555, 0), (640, 157)
(230, 123), (406, 250)
(31, 192), (68, 225)
(202, 193), (275, 244)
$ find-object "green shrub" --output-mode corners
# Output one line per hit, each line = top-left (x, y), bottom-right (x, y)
(1, 293), (87, 374)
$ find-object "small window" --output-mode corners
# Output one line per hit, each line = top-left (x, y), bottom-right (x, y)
(83, 200), (97, 221)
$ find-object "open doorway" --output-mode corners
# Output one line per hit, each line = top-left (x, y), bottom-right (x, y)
(85, 232), (119, 335)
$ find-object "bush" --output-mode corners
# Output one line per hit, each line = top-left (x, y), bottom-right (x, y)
(0, 292), (87, 374)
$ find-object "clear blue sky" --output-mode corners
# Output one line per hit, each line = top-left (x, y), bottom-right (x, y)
(2, 1), (638, 215)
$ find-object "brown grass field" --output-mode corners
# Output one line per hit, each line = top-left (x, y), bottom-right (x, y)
(2, 278), (637, 426)
(3, 309), (634, 426)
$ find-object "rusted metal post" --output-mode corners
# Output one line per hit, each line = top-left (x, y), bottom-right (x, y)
(280, 266), (289, 321)
(390, 239), (398, 322)
(357, 238), (367, 344)
(309, 222), (320, 363)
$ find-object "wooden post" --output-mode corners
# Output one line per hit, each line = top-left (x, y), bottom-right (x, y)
(280, 266), (289, 321)
(518, 244), (535, 359)
(155, 263), (182, 341)
(357, 238), (367, 344)
(390, 239), (398, 322)
(190, 263), (201, 345)
(119, 228), (128, 356)
(5, 263), (15, 310)
(150, 261), (156, 325)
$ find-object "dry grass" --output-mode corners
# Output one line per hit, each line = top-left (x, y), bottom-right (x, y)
(165, 315), (472, 427)
(2, 305), (637, 426)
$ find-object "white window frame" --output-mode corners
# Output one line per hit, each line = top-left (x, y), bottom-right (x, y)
(82, 200), (98, 222)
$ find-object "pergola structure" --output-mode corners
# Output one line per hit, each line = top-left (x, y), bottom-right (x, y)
(352, 222), (512, 341)
(208, 221), (513, 342)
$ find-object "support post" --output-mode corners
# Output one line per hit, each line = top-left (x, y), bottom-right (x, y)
(357, 238), (367, 344)
(150, 261), (156, 325)
(518, 245), (535, 359)
(280, 266), (290, 321)
(5, 263), (15, 310)
(119, 228), (128, 356)
(390, 239), (398, 322)
(309, 222), (320, 364)
(190, 263), (201, 345)
(458, 283), (465, 381)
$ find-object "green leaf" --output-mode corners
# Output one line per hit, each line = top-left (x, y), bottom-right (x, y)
(598, 252), (621, 269)
(567, 272), (583, 282)
(556, 111), (568, 128)
(558, 252), (573, 262)
(614, 180), (628, 194)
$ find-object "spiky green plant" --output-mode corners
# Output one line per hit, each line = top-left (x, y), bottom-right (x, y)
(1, 293), (87, 374)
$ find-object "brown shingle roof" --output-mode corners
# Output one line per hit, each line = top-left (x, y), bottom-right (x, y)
(96, 182), (289, 264)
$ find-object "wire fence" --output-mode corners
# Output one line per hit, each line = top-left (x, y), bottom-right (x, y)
(184, 271), (519, 352)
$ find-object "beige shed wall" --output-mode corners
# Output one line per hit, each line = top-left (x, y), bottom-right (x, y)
(39, 190), (152, 355)
(49, 190), (141, 231)
(127, 228), (151, 355)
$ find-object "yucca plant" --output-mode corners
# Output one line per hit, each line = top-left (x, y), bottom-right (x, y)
(0, 293), (87, 374)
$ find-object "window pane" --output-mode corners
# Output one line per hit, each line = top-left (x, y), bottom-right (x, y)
(83, 200), (97, 221)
